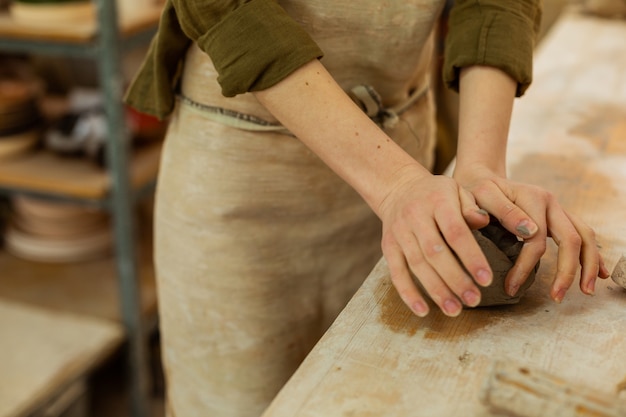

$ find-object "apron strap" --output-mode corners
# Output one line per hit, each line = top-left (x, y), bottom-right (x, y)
(177, 82), (430, 135)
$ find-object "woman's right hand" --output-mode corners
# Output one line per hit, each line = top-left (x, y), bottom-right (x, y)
(377, 167), (498, 317)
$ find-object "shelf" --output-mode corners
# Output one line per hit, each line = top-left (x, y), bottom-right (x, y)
(0, 140), (162, 203)
(0, 2), (162, 416)
(0, 5), (162, 44)
(0, 234), (157, 323)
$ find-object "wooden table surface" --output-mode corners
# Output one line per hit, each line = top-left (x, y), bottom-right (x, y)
(262, 11), (626, 417)
(0, 298), (124, 417)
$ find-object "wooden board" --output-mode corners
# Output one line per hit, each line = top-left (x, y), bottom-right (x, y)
(262, 11), (626, 417)
(0, 141), (162, 200)
(0, 298), (124, 417)
(0, 4), (162, 44)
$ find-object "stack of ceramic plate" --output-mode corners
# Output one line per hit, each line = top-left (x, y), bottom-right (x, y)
(0, 79), (41, 160)
(5, 196), (113, 263)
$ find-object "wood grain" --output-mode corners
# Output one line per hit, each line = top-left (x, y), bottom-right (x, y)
(262, 11), (626, 417)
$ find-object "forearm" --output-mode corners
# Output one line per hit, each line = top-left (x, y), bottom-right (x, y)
(253, 59), (431, 217)
(454, 65), (517, 178)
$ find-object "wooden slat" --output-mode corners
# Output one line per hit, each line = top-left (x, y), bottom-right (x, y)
(0, 141), (162, 200)
(0, 298), (124, 417)
(0, 5), (162, 44)
(262, 11), (626, 417)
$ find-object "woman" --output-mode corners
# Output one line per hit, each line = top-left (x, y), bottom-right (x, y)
(126, 1), (609, 416)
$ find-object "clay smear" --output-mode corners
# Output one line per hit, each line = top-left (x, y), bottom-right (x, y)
(611, 254), (626, 289)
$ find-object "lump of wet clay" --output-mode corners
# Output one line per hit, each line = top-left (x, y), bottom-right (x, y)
(611, 255), (626, 289)
(468, 219), (539, 307)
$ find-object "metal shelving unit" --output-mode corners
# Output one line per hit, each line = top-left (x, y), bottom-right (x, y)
(0, 2), (162, 416)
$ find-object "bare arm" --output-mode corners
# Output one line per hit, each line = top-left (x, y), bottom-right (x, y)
(253, 60), (428, 213)
(254, 59), (492, 317)
(254, 59), (608, 317)
(454, 66), (609, 301)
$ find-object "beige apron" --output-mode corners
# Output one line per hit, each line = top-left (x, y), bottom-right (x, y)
(155, 1), (444, 416)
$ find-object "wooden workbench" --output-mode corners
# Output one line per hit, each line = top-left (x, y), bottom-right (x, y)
(262, 10), (626, 417)
(0, 298), (124, 417)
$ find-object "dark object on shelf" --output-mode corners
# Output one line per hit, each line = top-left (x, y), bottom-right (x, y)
(45, 108), (108, 165)
(44, 88), (163, 166)
(0, 78), (43, 160)
(44, 89), (124, 166)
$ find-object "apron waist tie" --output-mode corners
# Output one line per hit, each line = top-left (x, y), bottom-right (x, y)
(177, 82), (430, 135)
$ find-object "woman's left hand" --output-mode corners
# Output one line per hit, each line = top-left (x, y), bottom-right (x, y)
(454, 165), (610, 302)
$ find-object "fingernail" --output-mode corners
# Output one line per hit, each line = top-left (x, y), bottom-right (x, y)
(586, 280), (596, 295)
(507, 283), (520, 297)
(443, 299), (461, 317)
(516, 219), (537, 237)
(476, 208), (489, 216)
(554, 288), (567, 303)
(476, 268), (492, 286)
(463, 290), (481, 307)
(412, 301), (429, 317)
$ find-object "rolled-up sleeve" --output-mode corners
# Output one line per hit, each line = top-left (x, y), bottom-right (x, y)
(173, 0), (323, 97)
(125, 0), (323, 119)
(443, 0), (542, 97)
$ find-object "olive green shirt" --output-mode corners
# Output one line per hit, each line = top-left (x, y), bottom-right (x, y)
(125, 0), (541, 120)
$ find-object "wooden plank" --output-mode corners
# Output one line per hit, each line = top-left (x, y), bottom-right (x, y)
(0, 298), (124, 417)
(0, 5), (162, 44)
(262, 11), (626, 417)
(480, 361), (626, 417)
(0, 141), (162, 200)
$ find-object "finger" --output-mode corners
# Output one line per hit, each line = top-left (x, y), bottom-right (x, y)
(415, 233), (481, 310)
(412, 258), (464, 317)
(547, 204), (583, 303)
(599, 255), (610, 279)
(504, 203), (548, 296)
(432, 205), (493, 288)
(394, 219), (464, 317)
(459, 188), (491, 230)
(474, 181), (539, 240)
(382, 233), (430, 317)
(403, 230), (465, 316)
(565, 212), (603, 295)
(407, 216), (486, 317)
(505, 237), (546, 296)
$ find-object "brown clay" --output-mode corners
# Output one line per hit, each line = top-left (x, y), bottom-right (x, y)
(469, 218), (538, 307)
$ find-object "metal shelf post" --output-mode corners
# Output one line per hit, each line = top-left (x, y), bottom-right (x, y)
(94, 1), (150, 416)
